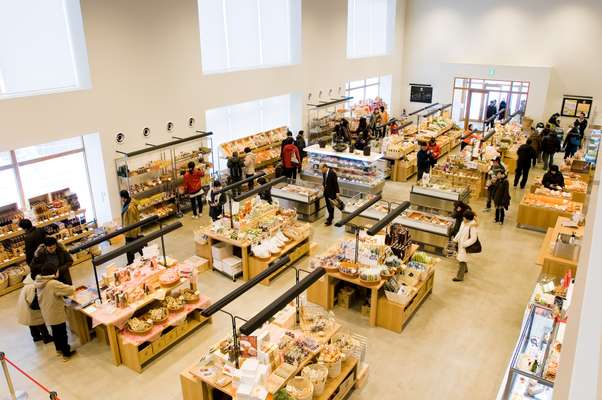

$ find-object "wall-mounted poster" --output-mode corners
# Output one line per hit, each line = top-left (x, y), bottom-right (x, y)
(410, 84), (433, 104)
(561, 96), (593, 118)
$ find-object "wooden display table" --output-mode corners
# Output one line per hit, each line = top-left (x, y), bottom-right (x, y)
(536, 217), (584, 278)
(306, 244), (434, 333)
(180, 323), (358, 400)
(395, 159), (417, 182)
(530, 175), (588, 204)
(516, 194), (582, 232)
(196, 230), (310, 284)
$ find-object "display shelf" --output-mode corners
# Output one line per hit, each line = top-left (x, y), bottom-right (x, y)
(314, 357), (357, 400)
(0, 282), (24, 297)
(304, 144), (384, 163)
(536, 217), (584, 279)
(0, 255), (25, 271)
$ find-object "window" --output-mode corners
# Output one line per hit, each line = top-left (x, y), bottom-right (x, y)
(197, 0), (301, 74)
(347, 0), (396, 59)
(0, 137), (98, 222)
(345, 75), (392, 107)
(206, 94), (300, 150)
(0, 0), (91, 100)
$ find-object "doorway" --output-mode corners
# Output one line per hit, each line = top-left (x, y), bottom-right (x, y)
(451, 78), (530, 131)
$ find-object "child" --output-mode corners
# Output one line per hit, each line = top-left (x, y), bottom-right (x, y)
(35, 264), (76, 360)
(207, 180), (227, 221)
(17, 277), (53, 344)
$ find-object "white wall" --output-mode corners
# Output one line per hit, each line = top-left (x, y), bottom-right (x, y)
(402, 0), (602, 126)
(0, 0), (406, 219)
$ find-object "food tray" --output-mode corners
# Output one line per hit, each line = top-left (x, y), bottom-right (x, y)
(126, 325), (153, 335)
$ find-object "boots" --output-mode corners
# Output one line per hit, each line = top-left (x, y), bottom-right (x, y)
(495, 208), (500, 223)
(453, 262), (467, 282)
(500, 208), (505, 225)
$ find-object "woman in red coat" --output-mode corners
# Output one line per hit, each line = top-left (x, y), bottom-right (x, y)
(183, 161), (205, 219)
(282, 137), (301, 180)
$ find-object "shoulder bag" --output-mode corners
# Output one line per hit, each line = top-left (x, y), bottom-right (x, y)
(465, 227), (482, 254)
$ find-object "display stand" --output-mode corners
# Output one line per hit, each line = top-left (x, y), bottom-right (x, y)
(270, 180), (326, 222)
(306, 97), (353, 145)
(302, 144), (386, 196)
(536, 217), (584, 279)
(115, 132), (213, 220)
(516, 194), (583, 232)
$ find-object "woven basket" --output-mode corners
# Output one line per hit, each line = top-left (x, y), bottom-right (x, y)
(0, 272), (8, 290)
(286, 376), (313, 400)
(302, 364), (328, 396)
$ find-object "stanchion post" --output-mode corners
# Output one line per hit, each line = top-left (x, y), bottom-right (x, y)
(49, 391), (58, 400)
(0, 352), (17, 400)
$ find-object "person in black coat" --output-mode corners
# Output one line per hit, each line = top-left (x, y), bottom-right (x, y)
(227, 152), (244, 195)
(451, 201), (471, 237)
(514, 139), (537, 189)
(256, 177), (273, 204)
(493, 173), (511, 224)
(416, 142), (433, 181)
(31, 237), (73, 284)
(542, 165), (565, 190)
(548, 113), (561, 128)
(207, 181), (227, 221)
(563, 128), (582, 159)
(485, 101), (497, 128)
(498, 100), (507, 120)
(320, 163), (340, 226)
(540, 128), (560, 170)
(19, 219), (47, 269)
(574, 112), (588, 141)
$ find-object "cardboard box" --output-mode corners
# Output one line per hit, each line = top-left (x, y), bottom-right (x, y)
(212, 242), (233, 260)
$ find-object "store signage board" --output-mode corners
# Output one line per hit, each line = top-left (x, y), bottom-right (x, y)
(561, 95), (593, 118)
(410, 84), (433, 104)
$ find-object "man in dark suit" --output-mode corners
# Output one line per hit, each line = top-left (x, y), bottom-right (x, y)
(19, 219), (47, 276)
(320, 163), (340, 226)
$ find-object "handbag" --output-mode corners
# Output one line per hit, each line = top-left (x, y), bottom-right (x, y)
(332, 198), (345, 211)
(290, 152), (299, 165)
(465, 227), (482, 254)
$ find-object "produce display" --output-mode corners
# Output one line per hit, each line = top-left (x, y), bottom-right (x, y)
(220, 127), (288, 158)
(400, 210), (454, 227)
(383, 136), (416, 159)
(143, 307), (169, 324)
(534, 187), (572, 199)
(275, 184), (321, 202)
(521, 193), (582, 213)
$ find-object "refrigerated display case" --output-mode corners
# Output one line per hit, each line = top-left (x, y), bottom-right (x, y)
(409, 183), (470, 215)
(340, 193), (398, 233)
(584, 129), (600, 165)
(270, 180), (325, 222)
(301, 144), (386, 196)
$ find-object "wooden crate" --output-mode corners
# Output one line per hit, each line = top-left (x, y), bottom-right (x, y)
(395, 161), (417, 182)
(376, 271), (435, 333)
(118, 310), (211, 373)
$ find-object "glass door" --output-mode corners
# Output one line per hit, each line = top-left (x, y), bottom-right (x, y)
(465, 89), (489, 131)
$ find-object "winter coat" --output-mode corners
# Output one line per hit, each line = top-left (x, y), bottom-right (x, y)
(24, 227), (47, 266)
(528, 132), (542, 153)
(416, 149), (432, 172)
(563, 132), (582, 152)
(574, 118), (588, 138)
(282, 143), (301, 169)
(541, 134), (560, 154)
(35, 275), (74, 326)
(427, 142), (441, 161)
(30, 244), (73, 284)
(243, 153), (256, 176)
(542, 171), (565, 190)
(17, 280), (45, 327)
(517, 144), (536, 166)
(486, 163), (507, 188)
(453, 220), (479, 263)
(322, 169), (340, 200)
(493, 179), (511, 210)
(207, 188), (227, 220)
(295, 136), (307, 158)
(227, 156), (243, 181)
(121, 199), (141, 239)
(183, 168), (204, 194)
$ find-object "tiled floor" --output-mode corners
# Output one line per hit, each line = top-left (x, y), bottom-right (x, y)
(0, 166), (547, 400)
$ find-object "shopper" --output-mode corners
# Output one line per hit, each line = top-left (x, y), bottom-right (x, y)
(282, 137), (301, 180)
(227, 151), (244, 195)
(574, 112), (588, 141)
(484, 157), (506, 211)
(485, 100), (497, 128)
(340, 120), (352, 144)
(541, 129), (560, 170)
(461, 124), (478, 150)
(514, 139), (537, 189)
(493, 172), (511, 225)
(243, 147), (256, 191)
(321, 163), (340, 226)
(256, 177), (273, 204)
(542, 165), (565, 191)
(563, 128), (582, 159)
(369, 108), (383, 137)
(416, 142), (433, 181)
(451, 200), (471, 238)
(529, 124), (544, 165)
(280, 130), (294, 159)
(17, 277), (52, 344)
(452, 210), (479, 282)
(183, 161), (205, 219)
(19, 219), (47, 277)
(548, 113), (561, 128)
(120, 190), (143, 265)
(207, 180), (226, 221)
(31, 237), (73, 285)
(380, 106), (389, 126)
(295, 131), (307, 169)
(427, 137), (441, 166)
(35, 264), (76, 360)
(498, 100), (507, 120)
(354, 117), (370, 148)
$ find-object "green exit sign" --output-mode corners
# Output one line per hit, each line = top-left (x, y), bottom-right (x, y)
(488, 67), (496, 76)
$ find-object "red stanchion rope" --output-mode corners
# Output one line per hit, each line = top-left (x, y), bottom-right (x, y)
(3, 355), (61, 400)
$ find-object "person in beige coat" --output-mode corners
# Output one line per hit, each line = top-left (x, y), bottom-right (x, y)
(35, 265), (76, 359)
(17, 276), (53, 343)
(452, 210), (479, 282)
